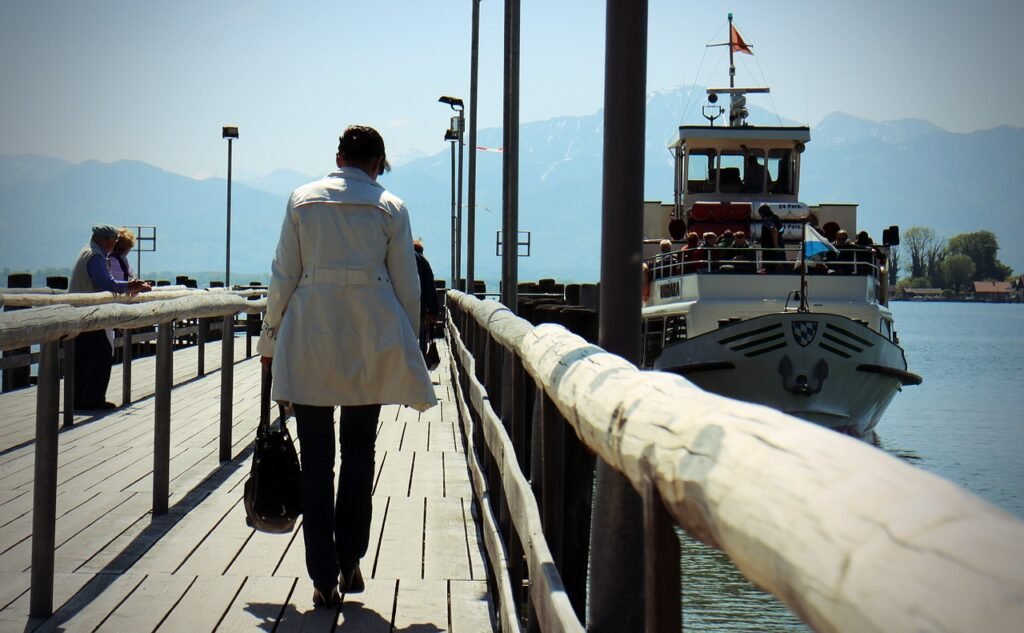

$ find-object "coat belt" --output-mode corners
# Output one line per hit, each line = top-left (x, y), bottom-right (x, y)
(299, 268), (391, 287)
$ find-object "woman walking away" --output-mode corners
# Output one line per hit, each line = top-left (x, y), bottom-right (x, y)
(258, 125), (437, 608)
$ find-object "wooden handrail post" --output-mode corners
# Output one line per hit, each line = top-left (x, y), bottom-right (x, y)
(219, 313), (234, 461)
(541, 392), (565, 567)
(563, 426), (595, 620)
(29, 341), (60, 617)
(198, 317), (208, 376)
(62, 338), (75, 428)
(153, 320), (173, 514)
(121, 328), (133, 406)
(643, 482), (681, 632)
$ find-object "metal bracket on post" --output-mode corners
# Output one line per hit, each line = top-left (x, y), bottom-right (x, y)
(122, 328), (133, 406)
(62, 338), (75, 428)
(29, 341), (60, 617)
(219, 313), (234, 461)
(198, 317), (209, 377)
(153, 321), (173, 515)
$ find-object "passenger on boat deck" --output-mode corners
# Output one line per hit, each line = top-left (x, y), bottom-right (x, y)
(657, 239), (681, 278)
(758, 205), (785, 273)
(722, 231), (755, 273)
(717, 229), (734, 248)
(700, 231), (719, 272)
(830, 230), (860, 274)
(682, 232), (701, 273)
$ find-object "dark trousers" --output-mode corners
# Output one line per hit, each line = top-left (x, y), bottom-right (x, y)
(74, 330), (112, 406)
(294, 403), (381, 587)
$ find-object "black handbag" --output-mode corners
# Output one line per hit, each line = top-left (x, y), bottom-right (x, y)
(243, 362), (302, 533)
(424, 339), (440, 371)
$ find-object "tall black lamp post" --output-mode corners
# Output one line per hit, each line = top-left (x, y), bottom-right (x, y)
(439, 96), (464, 289)
(222, 126), (238, 288)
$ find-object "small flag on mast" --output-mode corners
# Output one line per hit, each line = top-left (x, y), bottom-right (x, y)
(730, 23), (753, 55)
(804, 224), (838, 260)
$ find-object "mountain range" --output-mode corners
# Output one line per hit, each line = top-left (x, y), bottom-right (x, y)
(2, 86), (1021, 286)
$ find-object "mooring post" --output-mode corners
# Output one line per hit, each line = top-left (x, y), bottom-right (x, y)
(62, 338), (75, 428)
(29, 341), (60, 617)
(154, 320), (173, 514)
(198, 317), (209, 376)
(643, 483), (681, 632)
(591, 0), (649, 630)
(220, 313), (235, 461)
(121, 328), (133, 406)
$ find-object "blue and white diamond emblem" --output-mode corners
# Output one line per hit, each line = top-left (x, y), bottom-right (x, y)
(792, 321), (818, 347)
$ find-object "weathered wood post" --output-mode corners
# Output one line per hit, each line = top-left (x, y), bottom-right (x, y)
(591, 0), (649, 629)
(220, 313), (234, 461)
(501, 346), (528, 613)
(29, 341), (60, 617)
(2, 273), (32, 392)
(153, 320), (173, 514)
(197, 317), (209, 376)
(540, 392), (565, 567)
(643, 484), (681, 632)
(121, 329), (133, 406)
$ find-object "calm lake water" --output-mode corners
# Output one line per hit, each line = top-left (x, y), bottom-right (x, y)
(680, 301), (1024, 630)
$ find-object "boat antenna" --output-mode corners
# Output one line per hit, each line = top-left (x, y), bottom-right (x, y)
(728, 13), (736, 89)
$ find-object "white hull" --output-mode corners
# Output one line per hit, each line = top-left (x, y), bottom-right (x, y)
(652, 312), (919, 437)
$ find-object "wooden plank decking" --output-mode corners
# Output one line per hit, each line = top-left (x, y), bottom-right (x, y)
(0, 337), (493, 632)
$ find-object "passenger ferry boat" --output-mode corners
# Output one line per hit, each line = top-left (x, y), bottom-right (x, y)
(641, 15), (921, 437)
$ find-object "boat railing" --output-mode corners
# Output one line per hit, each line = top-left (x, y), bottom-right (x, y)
(445, 289), (1024, 632)
(647, 245), (883, 279)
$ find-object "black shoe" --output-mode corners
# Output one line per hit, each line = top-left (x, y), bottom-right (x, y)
(341, 564), (365, 594)
(312, 584), (341, 608)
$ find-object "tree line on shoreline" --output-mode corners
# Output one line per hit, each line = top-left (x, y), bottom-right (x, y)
(888, 228), (1017, 295)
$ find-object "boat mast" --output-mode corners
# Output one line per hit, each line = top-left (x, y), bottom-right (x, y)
(728, 12), (735, 89)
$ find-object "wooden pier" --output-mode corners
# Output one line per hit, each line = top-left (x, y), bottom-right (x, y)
(3, 286), (1024, 632)
(0, 336), (493, 631)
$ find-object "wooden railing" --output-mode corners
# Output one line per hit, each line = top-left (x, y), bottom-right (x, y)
(444, 289), (1024, 632)
(0, 290), (266, 617)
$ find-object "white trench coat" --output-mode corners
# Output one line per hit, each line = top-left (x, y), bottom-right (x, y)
(257, 167), (437, 411)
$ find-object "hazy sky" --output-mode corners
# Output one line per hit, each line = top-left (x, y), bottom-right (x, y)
(1, 0), (1021, 180)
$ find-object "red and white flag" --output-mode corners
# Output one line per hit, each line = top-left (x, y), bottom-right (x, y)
(476, 146), (503, 153)
(730, 24), (753, 55)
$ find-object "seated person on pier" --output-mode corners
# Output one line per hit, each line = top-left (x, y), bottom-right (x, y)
(69, 224), (151, 411)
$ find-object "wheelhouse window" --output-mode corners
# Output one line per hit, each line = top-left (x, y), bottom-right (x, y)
(685, 150), (716, 194)
(767, 149), (795, 194)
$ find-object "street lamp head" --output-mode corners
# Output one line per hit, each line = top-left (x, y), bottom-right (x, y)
(444, 129), (459, 142)
(222, 126), (239, 139)
(438, 96), (464, 111)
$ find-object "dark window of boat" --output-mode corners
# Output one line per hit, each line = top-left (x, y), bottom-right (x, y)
(767, 149), (794, 195)
(642, 317), (666, 368)
(665, 315), (687, 345)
